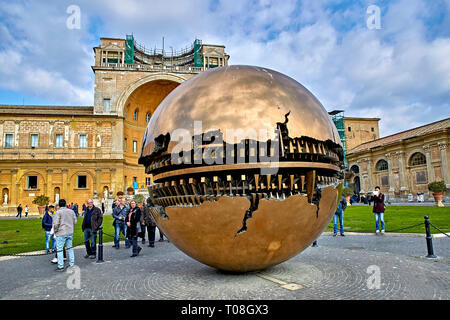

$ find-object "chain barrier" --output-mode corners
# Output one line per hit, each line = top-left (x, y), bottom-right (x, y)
(429, 223), (450, 238)
(386, 223), (424, 233)
(0, 239), (89, 257)
(1, 218), (447, 258)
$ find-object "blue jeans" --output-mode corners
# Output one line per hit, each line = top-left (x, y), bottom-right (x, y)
(374, 212), (385, 231)
(130, 236), (141, 255)
(56, 235), (74, 269)
(45, 231), (55, 251)
(84, 228), (97, 256)
(114, 220), (130, 247)
(333, 211), (344, 235)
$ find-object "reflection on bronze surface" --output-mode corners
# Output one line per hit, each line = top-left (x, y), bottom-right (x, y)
(140, 65), (341, 159)
(150, 186), (339, 272)
(141, 65), (344, 272)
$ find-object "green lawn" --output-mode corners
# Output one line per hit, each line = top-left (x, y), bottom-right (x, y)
(0, 216), (116, 255)
(0, 206), (449, 255)
(325, 205), (450, 234)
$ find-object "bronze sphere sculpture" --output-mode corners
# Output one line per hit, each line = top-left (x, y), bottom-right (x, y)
(139, 65), (344, 272)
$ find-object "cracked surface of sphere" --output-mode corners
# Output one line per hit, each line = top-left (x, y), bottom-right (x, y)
(139, 65), (344, 272)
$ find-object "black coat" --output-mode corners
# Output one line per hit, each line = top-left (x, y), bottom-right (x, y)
(125, 207), (142, 239)
(82, 206), (103, 232)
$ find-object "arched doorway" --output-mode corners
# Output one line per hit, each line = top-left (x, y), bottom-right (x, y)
(54, 187), (60, 204)
(354, 176), (361, 194)
(122, 79), (181, 191)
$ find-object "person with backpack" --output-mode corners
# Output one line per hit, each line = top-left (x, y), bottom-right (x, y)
(333, 194), (347, 237)
(42, 205), (56, 254)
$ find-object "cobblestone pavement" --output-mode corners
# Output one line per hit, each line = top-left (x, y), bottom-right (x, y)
(0, 234), (448, 300)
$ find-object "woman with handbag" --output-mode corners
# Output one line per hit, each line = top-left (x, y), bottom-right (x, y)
(126, 200), (142, 257)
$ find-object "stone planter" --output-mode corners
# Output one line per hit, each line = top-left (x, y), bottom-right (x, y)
(38, 205), (46, 218)
(432, 192), (444, 207)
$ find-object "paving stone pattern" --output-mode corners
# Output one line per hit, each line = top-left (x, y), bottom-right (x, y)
(0, 234), (448, 300)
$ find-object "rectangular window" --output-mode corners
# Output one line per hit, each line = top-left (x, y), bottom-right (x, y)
(30, 134), (38, 148)
(416, 171), (427, 184)
(28, 176), (38, 189)
(4, 134), (13, 148)
(381, 176), (389, 186)
(133, 140), (137, 153)
(103, 99), (111, 113)
(145, 177), (151, 186)
(371, 127), (375, 132)
(124, 138), (127, 151)
(77, 175), (87, 189)
(55, 134), (63, 148)
(79, 134), (87, 148)
(348, 127), (351, 132)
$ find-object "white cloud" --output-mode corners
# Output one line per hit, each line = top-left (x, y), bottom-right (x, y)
(0, 0), (449, 137)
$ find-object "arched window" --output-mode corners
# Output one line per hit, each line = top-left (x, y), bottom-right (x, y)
(133, 109), (138, 121)
(146, 113), (151, 123)
(409, 152), (426, 166)
(376, 159), (388, 171)
(350, 165), (360, 174)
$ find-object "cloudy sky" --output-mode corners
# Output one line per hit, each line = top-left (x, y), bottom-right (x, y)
(0, 0), (449, 137)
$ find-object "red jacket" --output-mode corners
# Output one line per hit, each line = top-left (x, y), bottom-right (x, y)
(372, 193), (385, 213)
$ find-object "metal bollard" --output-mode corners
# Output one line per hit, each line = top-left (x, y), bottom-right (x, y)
(96, 226), (104, 263)
(424, 216), (436, 258)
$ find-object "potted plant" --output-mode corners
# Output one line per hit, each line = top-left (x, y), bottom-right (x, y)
(133, 193), (146, 205)
(427, 181), (448, 207)
(342, 187), (354, 206)
(32, 194), (50, 218)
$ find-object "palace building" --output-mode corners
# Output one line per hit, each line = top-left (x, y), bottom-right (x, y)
(1, 35), (446, 215)
(0, 35), (229, 215)
(346, 118), (450, 201)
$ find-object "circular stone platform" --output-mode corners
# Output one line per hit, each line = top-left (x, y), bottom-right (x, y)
(0, 234), (448, 300)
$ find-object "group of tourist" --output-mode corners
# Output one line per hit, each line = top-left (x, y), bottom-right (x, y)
(15, 204), (29, 218)
(332, 186), (386, 237)
(41, 196), (166, 271)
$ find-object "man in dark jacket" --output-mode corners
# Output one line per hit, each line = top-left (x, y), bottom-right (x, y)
(16, 204), (23, 218)
(42, 205), (56, 253)
(82, 199), (103, 259)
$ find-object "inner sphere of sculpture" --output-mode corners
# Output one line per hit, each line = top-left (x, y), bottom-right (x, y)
(139, 65), (344, 272)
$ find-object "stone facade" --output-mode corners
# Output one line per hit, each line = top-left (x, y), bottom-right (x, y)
(344, 117), (380, 152)
(0, 36), (229, 215)
(346, 118), (450, 202)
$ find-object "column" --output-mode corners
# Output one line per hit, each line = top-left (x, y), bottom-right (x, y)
(61, 169), (68, 200)
(385, 153), (395, 197)
(365, 158), (373, 191)
(46, 169), (53, 200)
(438, 142), (449, 186)
(397, 151), (407, 196)
(10, 169), (18, 206)
(423, 145), (435, 183)
(95, 168), (102, 195)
